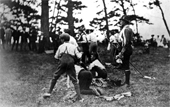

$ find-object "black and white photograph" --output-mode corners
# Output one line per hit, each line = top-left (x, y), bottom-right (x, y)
(0, 0), (169, 107)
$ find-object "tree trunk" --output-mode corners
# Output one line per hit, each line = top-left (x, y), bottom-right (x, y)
(102, 0), (110, 39)
(67, 0), (75, 37)
(158, 4), (170, 37)
(41, 0), (49, 49)
(130, 0), (138, 33)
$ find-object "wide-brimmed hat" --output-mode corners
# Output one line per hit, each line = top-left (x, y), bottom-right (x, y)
(120, 15), (133, 24)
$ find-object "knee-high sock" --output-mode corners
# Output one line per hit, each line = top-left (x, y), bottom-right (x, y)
(125, 70), (131, 85)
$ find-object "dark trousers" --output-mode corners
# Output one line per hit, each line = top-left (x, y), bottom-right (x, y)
(122, 45), (132, 85)
(38, 41), (45, 53)
(20, 42), (28, 51)
(82, 51), (91, 64)
(49, 58), (77, 93)
(31, 41), (37, 52)
(122, 46), (133, 70)
(81, 43), (91, 64)
(89, 42), (98, 54)
(78, 69), (96, 95)
(12, 39), (19, 50)
(48, 54), (81, 99)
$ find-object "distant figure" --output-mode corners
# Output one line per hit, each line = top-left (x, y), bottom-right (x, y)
(88, 29), (99, 59)
(107, 29), (120, 65)
(76, 27), (91, 64)
(156, 35), (163, 47)
(30, 27), (38, 52)
(11, 28), (20, 51)
(38, 32), (46, 53)
(161, 35), (167, 48)
(0, 26), (5, 49)
(144, 40), (150, 54)
(50, 31), (62, 54)
(5, 27), (13, 48)
(150, 34), (157, 47)
(20, 28), (29, 51)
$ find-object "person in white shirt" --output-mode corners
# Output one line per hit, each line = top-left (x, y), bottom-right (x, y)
(156, 35), (163, 47)
(43, 33), (83, 102)
(5, 27), (13, 47)
(64, 29), (78, 47)
(88, 29), (100, 63)
(77, 29), (91, 64)
(107, 30), (121, 65)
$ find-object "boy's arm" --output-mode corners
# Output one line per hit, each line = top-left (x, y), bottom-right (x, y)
(54, 46), (61, 59)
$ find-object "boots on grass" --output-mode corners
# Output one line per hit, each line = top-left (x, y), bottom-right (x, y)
(43, 79), (57, 98)
(121, 70), (131, 87)
(125, 71), (130, 87)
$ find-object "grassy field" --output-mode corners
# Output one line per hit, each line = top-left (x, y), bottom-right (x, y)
(0, 46), (169, 107)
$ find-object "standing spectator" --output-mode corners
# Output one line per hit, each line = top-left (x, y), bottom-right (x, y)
(116, 15), (134, 87)
(88, 29), (100, 63)
(20, 28), (29, 51)
(150, 34), (154, 47)
(38, 32), (46, 53)
(5, 27), (13, 49)
(156, 35), (163, 47)
(30, 27), (38, 52)
(27, 29), (32, 51)
(11, 28), (20, 51)
(107, 29), (120, 65)
(50, 31), (61, 54)
(77, 28), (91, 64)
(0, 26), (5, 49)
(150, 34), (157, 47)
(161, 35), (167, 48)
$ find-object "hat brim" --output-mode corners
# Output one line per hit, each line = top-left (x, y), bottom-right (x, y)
(120, 19), (133, 25)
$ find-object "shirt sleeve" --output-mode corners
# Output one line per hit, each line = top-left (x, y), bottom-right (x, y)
(54, 46), (61, 59)
(123, 28), (132, 46)
(74, 47), (82, 59)
(70, 37), (78, 47)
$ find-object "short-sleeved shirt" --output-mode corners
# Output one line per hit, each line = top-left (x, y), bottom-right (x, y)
(119, 25), (133, 47)
(54, 42), (82, 59)
(88, 32), (98, 43)
(69, 36), (78, 47)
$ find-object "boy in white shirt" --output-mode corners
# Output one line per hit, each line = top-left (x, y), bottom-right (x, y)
(43, 33), (83, 101)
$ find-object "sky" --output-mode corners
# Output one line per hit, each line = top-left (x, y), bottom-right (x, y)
(79, 0), (170, 40)
(0, 0), (169, 40)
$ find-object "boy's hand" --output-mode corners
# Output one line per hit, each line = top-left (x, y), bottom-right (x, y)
(116, 52), (123, 59)
(77, 46), (83, 52)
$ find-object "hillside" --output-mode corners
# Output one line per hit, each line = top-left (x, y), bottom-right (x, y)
(0, 47), (169, 107)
